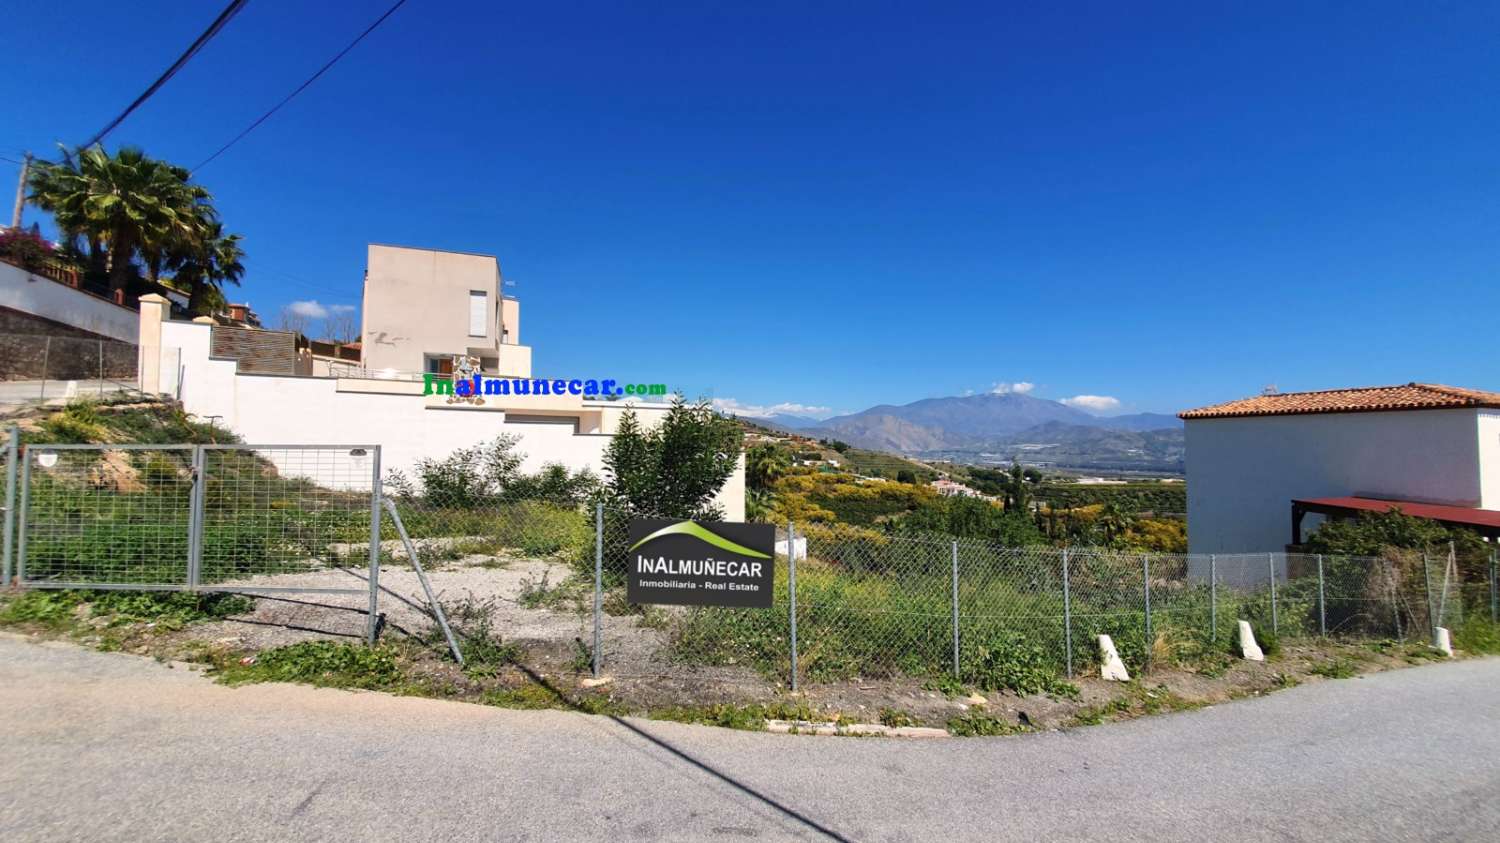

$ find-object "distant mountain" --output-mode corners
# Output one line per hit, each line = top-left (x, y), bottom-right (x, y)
(1095, 412), (1182, 431)
(744, 413), (825, 430)
(779, 392), (1183, 473)
(821, 393), (1096, 437)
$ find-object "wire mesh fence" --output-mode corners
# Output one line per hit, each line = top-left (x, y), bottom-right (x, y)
(2, 434), (1495, 692)
(11, 443), (380, 609)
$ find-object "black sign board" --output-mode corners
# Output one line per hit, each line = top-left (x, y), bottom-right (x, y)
(626, 517), (776, 608)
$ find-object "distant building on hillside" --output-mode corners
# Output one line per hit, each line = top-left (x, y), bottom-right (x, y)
(931, 478), (980, 498)
(1179, 383), (1500, 555)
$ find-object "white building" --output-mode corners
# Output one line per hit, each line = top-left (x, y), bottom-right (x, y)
(1180, 383), (1500, 555)
(133, 244), (745, 519)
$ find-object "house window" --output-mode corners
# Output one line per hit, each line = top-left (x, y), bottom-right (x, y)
(469, 290), (487, 337)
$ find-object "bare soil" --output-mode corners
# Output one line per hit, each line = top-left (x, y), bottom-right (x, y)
(3, 551), (1463, 733)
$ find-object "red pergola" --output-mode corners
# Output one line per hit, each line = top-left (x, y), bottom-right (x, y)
(1291, 496), (1500, 544)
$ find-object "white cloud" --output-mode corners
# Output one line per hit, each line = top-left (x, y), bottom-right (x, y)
(712, 398), (833, 419)
(991, 381), (1035, 395)
(1060, 394), (1122, 413)
(287, 300), (330, 319)
(328, 304), (356, 314)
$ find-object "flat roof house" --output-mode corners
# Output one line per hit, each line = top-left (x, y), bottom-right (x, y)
(360, 244), (530, 377)
(1179, 383), (1500, 555)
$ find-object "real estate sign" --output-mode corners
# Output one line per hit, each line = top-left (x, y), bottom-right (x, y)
(626, 517), (776, 608)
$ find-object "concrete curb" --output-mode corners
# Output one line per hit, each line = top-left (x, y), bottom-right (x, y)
(764, 719), (950, 738)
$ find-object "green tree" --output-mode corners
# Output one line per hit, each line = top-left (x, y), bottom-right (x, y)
(746, 443), (792, 490)
(28, 145), (241, 299)
(895, 469), (917, 484)
(895, 495), (1044, 546)
(602, 397), (743, 519)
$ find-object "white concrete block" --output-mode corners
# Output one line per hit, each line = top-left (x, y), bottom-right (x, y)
(1434, 627), (1453, 657)
(1098, 634), (1130, 681)
(1238, 620), (1264, 661)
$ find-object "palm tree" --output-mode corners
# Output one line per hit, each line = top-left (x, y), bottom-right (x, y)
(28, 145), (216, 294)
(746, 444), (792, 490)
(170, 218), (246, 316)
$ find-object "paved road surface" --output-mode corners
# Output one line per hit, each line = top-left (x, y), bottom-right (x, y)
(1, 634), (1496, 842)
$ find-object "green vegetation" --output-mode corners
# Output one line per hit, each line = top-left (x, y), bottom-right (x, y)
(0, 588), (253, 632)
(1308, 658), (1359, 679)
(603, 397), (742, 519)
(946, 708), (1026, 737)
(27, 144), (245, 313)
(214, 641), (401, 689)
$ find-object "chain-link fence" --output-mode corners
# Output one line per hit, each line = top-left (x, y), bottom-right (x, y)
(2, 432), (1493, 694)
(0, 334), (157, 408)
(4, 440), (382, 637)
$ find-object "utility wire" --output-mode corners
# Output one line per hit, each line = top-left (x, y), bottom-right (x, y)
(80, 0), (250, 150)
(192, 0), (411, 174)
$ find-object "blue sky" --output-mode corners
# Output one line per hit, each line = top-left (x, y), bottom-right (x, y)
(5, 1), (1498, 419)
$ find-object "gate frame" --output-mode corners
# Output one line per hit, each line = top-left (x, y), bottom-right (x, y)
(13, 443), (383, 626)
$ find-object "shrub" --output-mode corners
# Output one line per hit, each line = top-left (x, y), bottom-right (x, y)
(965, 632), (1079, 698)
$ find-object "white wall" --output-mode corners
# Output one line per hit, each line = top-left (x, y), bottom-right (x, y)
(161, 320), (745, 519)
(1479, 412), (1500, 510)
(1185, 409), (1483, 555)
(0, 262), (137, 342)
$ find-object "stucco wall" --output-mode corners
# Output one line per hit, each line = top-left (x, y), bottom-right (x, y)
(361, 244), (502, 372)
(161, 320), (744, 519)
(1479, 413), (1500, 510)
(0, 262), (137, 342)
(1184, 409), (1483, 555)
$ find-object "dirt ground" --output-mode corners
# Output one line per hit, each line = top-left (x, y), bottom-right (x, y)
(57, 553), (1448, 732)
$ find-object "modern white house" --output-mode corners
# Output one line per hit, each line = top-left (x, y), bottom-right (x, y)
(134, 244), (745, 519)
(359, 244), (529, 378)
(1180, 383), (1500, 555)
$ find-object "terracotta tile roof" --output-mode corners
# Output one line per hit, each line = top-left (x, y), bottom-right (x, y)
(1179, 383), (1500, 420)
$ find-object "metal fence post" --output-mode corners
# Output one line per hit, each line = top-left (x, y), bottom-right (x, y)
(1490, 550), (1497, 626)
(365, 445), (382, 644)
(788, 521), (798, 692)
(950, 540), (960, 678)
(1390, 559), (1403, 640)
(186, 446), (205, 589)
(1142, 554), (1152, 669)
(1209, 554), (1217, 644)
(593, 502), (604, 678)
(2, 425), (17, 586)
(1267, 552), (1278, 634)
(1422, 552), (1436, 641)
(1316, 554), (1326, 637)
(1062, 548), (1073, 679)
(16, 453), (32, 584)
(38, 336), (50, 401)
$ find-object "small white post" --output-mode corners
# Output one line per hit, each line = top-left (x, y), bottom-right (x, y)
(1238, 620), (1264, 661)
(1098, 635), (1130, 681)
(1434, 626), (1453, 657)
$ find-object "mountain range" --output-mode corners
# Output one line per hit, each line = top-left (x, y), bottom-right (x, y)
(745, 393), (1184, 474)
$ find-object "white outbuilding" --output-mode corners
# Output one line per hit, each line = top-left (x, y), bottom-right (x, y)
(1179, 383), (1500, 555)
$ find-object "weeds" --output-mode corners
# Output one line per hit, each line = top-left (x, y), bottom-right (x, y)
(947, 707), (1025, 737)
(878, 707), (917, 728)
(214, 641), (401, 689)
(1308, 658), (1359, 679)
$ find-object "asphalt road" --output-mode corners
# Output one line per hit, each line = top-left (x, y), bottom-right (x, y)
(1, 635), (1496, 842)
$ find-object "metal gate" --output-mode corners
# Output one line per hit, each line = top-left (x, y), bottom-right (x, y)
(7, 441), (383, 637)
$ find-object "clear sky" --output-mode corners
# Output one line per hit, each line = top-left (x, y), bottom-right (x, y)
(4, 2), (1498, 419)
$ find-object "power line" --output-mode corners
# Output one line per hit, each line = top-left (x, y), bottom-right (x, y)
(192, 0), (411, 174)
(80, 0), (250, 150)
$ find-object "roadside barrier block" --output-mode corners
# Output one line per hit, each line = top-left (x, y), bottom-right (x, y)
(1434, 627), (1453, 657)
(1098, 635), (1130, 681)
(1238, 620), (1264, 661)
